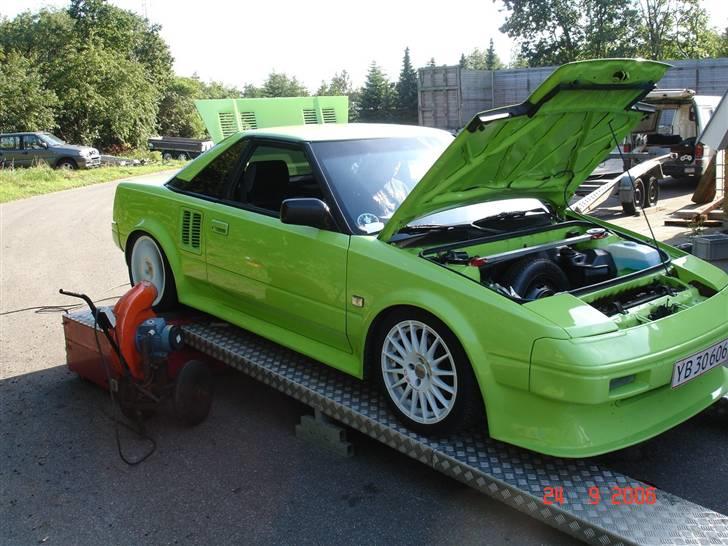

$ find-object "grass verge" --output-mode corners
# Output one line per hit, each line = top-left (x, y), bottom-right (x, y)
(0, 161), (185, 203)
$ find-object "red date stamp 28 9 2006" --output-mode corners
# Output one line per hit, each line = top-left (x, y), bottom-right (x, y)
(543, 486), (657, 506)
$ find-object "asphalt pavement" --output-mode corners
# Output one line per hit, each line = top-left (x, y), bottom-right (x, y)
(0, 174), (581, 545)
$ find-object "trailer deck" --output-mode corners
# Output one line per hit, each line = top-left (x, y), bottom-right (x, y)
(67, 310), (728, 545)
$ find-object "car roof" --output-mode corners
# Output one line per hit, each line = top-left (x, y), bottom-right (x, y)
(0, 131), (44, 136)
(237, 123), (452, 142)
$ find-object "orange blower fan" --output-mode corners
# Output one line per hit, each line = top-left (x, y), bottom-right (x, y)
(60, 282), (213, 426)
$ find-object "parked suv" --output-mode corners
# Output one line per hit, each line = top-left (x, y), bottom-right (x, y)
(0, 132), (100, 169)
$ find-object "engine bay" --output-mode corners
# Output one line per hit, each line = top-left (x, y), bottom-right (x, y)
(420, 221), (717, 328)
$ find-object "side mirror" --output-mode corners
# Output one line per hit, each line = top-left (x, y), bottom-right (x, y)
(280, 198), (333, 230)
(40, 141), (48, 148)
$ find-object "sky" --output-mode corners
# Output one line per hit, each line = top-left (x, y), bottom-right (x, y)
(2, 0), (728, 91)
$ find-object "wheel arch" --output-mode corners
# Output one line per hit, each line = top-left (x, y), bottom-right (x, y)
(362, 302), (483, 387)
(55, 156), (78, 168)
(124, 223), (182, 287)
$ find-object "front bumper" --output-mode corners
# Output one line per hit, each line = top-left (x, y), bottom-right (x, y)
(77, 156), (101, 168)
(489, 287), (728, 457)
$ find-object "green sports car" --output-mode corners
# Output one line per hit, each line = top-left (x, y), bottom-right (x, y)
(112, 59), (728, 457)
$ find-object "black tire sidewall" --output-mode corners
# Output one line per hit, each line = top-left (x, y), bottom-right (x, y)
(174, 360), (213, 426)
(501, 258), (569, 300)
(373, 309), (481, 435)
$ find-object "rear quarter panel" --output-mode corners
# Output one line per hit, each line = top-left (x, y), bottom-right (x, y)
(113, 180), (206, 292)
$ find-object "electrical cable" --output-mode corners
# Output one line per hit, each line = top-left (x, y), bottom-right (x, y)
(608, 121), (671, 276)
(92, 310), (157, 466)
(0, 295), (125, 316)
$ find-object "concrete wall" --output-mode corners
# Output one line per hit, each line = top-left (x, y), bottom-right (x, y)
(418, 58), (728, 130)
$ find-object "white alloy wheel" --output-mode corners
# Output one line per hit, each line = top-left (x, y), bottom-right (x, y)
(381, 320), (458, 425)
(130, 235), (166, 306)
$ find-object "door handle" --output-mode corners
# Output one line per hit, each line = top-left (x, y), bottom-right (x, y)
(211, 219), (229, 236)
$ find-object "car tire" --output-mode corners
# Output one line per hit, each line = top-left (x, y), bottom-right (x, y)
(174, 360), (214, 426)
(128, 234), (178, 310)
(374, 309), (482, 435)
(645, 177), (659, 208)
(162, 152), (173, 161)
(621, 177), (645, 215)
(177, 153), (188, 161)
(56, 158), (77, 170)
(501, 257), (570, 300)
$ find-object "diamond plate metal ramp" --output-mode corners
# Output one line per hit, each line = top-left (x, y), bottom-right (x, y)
(64, 311), (728, 545)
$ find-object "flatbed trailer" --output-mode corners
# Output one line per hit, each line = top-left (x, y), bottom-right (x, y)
(572, 154), (670, 215)
(147, 136), (213, 161)
(64, 309), (728, 545)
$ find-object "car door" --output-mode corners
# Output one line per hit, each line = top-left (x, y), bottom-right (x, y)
(22, 134), (54, 166)
(0, 135), (24, 167)
(204, 139), (351, 353)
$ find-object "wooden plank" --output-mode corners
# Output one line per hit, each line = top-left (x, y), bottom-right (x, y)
(664, 218), (724, 227)
(692, 156), (716, 204)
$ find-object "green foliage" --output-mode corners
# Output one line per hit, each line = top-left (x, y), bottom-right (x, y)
(316, 70), (360, 121)
(261, 72), (310, 97)
(359, 62), (396, 122)
(500, 0), (721, 66)
(0, 0), (173, 149)
(157, 76), (206, 138)
(0, 49), (58, 132)
(395, 48), (418, 124)
(461, 40), (505, 70)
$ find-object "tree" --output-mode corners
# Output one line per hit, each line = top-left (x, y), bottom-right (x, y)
(0, 49), (58, 132)
(635, 0), (720, 59)
(261, 72), (309, 97)
(395, 48), (418, 124)
(359, 62), (395, 122)
(499, 0), (719, 66)
(458, 53), (467, 68)
(427, 57), (436, 67)
(156, 76), (206, 138)
(485, 39), (504, 70)
(49, 44), (159, 147)
(316, 70), (359, 121)
(0, 2), (174, 149)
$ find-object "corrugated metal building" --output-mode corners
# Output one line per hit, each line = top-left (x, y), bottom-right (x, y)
(419, 58), (728, 130)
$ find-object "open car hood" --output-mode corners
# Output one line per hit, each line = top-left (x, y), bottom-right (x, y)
(379, 59), (670, 241)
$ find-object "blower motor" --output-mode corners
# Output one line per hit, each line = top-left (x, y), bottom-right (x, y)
(135, 317), (184, 360)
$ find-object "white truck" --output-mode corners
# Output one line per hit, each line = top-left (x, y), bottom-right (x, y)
(574, 89), (727, 215)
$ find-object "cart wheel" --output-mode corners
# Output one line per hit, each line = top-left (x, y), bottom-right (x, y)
(174, 360), (213, 426)
(118, 378), (156, 421)
(645, 177), (659, 208)
(622, 178), (645, 216)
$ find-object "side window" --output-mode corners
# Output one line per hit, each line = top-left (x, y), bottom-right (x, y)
(0, 136), (20, 150)
(23, 135), (44, 150)
(167, 139), (247, 199)
(232, 144), (322, 213)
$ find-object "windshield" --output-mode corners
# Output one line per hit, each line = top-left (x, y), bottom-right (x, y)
(312, 135), (452, 234)
(41, 133), (65, 146)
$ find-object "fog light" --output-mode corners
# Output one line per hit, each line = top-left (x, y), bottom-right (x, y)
(610, 374), (635, 391)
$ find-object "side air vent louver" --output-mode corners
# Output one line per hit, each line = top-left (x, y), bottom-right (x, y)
(239, 111), (257, 130)
(218, 112), (237, 138)
(181, 209), (202, 254)
(302, 109), (318, 124)
(322, 108), (337, 123)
